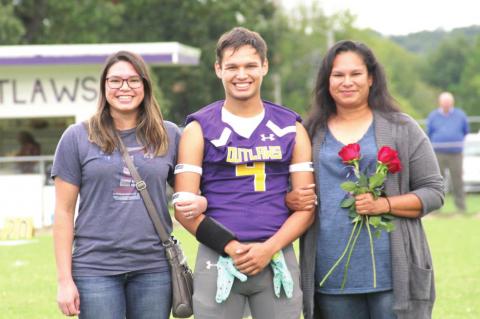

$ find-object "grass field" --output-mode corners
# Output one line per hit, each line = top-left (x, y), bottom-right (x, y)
(1, 195), (479, 319)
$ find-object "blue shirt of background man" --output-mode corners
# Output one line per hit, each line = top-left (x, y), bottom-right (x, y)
(427, 108), (469, 154)
(315, 123), (392, 294)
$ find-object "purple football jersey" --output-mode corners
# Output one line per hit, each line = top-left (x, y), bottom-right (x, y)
(186, 100), (301, 241)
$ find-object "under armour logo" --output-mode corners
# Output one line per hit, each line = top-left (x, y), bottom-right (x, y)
(206, 260), (218, 269)
(260, 133), (275, 141)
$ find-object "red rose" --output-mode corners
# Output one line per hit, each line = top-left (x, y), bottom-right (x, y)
(377, 146), (402, 173)
(387, 157), (402, 173)
(339, 143), (361, 163)
(377, 146), (398, 164)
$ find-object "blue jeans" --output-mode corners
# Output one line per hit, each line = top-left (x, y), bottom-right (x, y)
(74, 271), (171, 319)
(316, 290), (396, 319)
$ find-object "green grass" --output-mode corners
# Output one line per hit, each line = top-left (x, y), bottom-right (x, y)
(0, 235), (61, 319)
(435, 193), (480, 215)
(0, 194), (479, 318)
(423, 217), (480, 319)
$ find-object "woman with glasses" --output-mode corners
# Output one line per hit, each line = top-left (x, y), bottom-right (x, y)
(51, 51), (206, 319)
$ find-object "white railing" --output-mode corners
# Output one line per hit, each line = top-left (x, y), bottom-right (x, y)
(0, 156), (56, 231)
(0, 155), (54, 181)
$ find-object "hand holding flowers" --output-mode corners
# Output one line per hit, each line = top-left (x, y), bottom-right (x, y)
(319, 144), (401, 289)
(355, 193), (391, 216)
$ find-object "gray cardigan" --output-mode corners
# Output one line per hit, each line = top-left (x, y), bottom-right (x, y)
(300, 111), (445, 319)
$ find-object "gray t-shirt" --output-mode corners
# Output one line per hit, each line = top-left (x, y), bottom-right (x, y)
(52, 121), (180, 276)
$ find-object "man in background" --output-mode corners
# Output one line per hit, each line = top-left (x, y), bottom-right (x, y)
(427, 91), (469, 212)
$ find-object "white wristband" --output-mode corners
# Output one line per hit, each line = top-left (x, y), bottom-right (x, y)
(174, 163), (203, 175)
(172, 192), (197, 205)
(289, 162), (314, 173)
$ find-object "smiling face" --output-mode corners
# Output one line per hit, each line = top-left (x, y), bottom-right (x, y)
(215, 45), (268, 103)
(329, 51), (373, 110)
(105, 61), (145, 119)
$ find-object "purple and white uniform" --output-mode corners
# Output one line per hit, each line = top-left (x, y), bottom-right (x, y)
(186, 100), (301, 242)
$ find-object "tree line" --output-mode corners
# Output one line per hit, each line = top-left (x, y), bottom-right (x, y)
(1, 0), (479, 124)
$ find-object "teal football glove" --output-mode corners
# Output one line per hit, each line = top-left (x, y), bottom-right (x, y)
(215, 256), (248, 303)
(270, 250), (293, 298)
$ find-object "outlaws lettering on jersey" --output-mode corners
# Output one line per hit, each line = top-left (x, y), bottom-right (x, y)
(226, 145), (282, 163)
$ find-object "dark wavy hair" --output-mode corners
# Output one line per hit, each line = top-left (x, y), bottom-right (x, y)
(305, 40), (400, 137)
(88, 51), (168, 155)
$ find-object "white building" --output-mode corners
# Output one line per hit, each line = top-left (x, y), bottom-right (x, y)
(0, 42), (200, 232)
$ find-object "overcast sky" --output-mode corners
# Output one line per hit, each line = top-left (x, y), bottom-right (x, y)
(282, 0), (480, 35)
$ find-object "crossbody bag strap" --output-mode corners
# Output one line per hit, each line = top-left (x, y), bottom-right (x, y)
(116, 136), (171, 244)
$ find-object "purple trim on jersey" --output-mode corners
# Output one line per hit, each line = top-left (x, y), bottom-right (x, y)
(187, 100), (301, 242)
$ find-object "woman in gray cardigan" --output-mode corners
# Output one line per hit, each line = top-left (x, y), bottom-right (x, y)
(287, 40), (444, 319)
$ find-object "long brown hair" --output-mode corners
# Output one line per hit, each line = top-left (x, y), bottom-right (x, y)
(305, 40), (400, 137)
(88, 51), (168, 155)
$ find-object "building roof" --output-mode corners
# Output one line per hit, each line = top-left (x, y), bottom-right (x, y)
(0, 42), (201, 66)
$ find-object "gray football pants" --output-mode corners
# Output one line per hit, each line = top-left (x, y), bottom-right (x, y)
(192, 243), (302, 319)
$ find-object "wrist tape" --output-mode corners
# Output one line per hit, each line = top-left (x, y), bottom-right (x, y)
(174, 163), (203, 175)
(289, 162), (314, 173)
(196, 216), (236, 256)
(172, 191), (197, 205)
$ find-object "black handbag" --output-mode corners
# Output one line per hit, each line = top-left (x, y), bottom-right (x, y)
(118, 138), (194, 318)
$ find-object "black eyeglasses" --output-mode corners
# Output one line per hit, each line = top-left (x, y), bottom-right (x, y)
(106, 76), (143, 89)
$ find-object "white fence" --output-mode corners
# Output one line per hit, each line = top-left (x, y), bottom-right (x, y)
(0, 156), (55, 230)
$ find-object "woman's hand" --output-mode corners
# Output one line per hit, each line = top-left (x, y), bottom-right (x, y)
(57, 278), (80, 316)
(174, 195), (208, 219)
(285, 184), (317, 211)
(355, 193), (389, 215)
